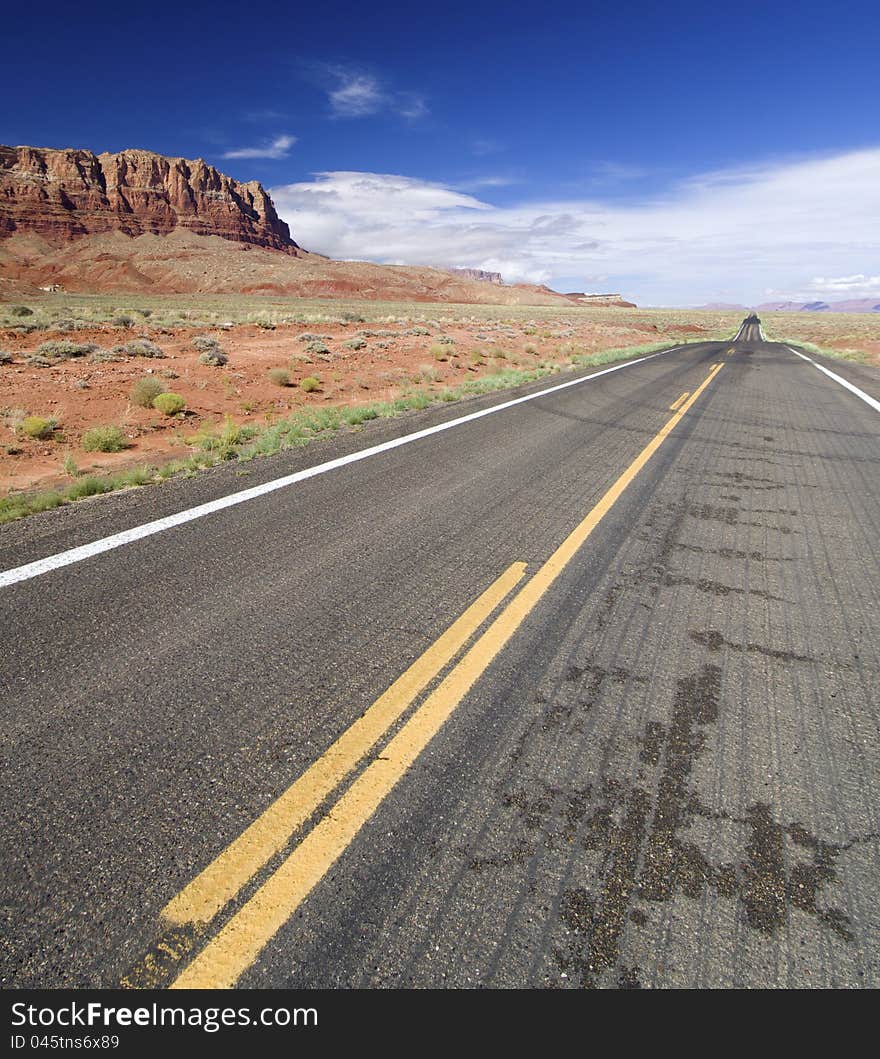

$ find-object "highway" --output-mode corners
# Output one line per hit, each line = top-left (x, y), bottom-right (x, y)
(1, 318), (878, 989)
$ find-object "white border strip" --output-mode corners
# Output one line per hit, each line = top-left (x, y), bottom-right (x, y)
(1, 346), (685, 589)
(787, 347), (880, 413)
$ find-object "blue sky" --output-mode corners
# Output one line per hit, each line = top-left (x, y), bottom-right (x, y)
(3, 0), (879, 305)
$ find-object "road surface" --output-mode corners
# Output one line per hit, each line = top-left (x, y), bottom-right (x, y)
(1, 320), (878, 989)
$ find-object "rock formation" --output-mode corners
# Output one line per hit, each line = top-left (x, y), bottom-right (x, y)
(0, 145), (639, 308)
(443, 267), (504, 285)
(562, 292), (636, 308)
(0, 145), (302, 254)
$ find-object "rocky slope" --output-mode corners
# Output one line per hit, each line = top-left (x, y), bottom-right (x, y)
(0, 145), (301, 253)
(0, 230), (573, 304)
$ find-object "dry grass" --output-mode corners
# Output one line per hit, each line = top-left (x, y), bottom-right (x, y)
(1, 293), (876, 365)
(760, 311), (880, 364)
(0, 292), (743, 334)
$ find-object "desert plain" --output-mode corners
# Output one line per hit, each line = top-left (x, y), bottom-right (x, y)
(2, 295), (879, 517)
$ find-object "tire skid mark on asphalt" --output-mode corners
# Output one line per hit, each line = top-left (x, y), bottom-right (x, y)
(553, 662), (876, 988)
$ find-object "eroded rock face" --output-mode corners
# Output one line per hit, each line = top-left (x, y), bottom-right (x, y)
(444, 267), (504, 285)
(562, 292), (637, 308)
(0, 145), (301, 253)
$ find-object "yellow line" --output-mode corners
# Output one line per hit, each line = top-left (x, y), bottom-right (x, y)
(170, 364), (723, 989)
(669, 391), (689, 412)
(163, 560), (527, 926)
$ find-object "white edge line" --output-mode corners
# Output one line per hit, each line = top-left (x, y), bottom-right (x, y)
(786, 346), (880, 414)
(0, 346), (688, 589)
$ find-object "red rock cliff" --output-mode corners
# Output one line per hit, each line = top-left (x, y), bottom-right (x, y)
(0, 145), (302, 254)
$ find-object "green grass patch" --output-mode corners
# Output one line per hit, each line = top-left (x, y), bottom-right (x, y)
(342, 406), (379, 426)
(18, 415), (57, 440)
(131, 377), (167, 408)
(570, 340), (685, 367)
(268, 367), (291, 387)
(188, 416), (241, 461)
(153, 392), (186, 416)
(62, 452), (81, 478)
(66, 476), (114, 500)
(82, 425), (128, 452)
(767, 336), (869, 364)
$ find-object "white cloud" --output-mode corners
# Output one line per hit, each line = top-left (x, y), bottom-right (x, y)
(223, 134), (297, 160)
(588, 160), (647, 183)
(457, 175), (518, 191)
(810, 274), (880, 296)
(397, 94), (429, 121)
(325, 67), (428, 120)
(271, 148), (880, 304)
(329, 73), (385, 117)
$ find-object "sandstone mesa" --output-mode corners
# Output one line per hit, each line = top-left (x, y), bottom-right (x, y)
(0, 145), (300, 253)
(0, 144), (635, 307)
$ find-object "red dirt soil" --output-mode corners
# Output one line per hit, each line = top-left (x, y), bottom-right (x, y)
(1, 315), (671, 494)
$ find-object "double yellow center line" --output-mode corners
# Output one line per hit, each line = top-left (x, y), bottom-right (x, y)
(163, 562), (527, 928)
(156, 362), (723, 989)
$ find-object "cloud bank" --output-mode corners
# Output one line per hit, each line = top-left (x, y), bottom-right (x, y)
(271, 149), (880, 305)
(810, 273), (880, 296)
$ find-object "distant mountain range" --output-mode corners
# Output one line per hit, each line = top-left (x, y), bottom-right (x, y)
(757, 298), (880, 313)
(698, 299), (879, 313)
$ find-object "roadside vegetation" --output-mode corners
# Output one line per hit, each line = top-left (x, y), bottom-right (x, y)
(17, 415), (57, 440)
(130, 377), (166, 408)
(0, 293), (743, 335)
(0, 339), (692, 525)
(3, 294), (877, 526)
(81, 425), (128, 453)
(758, 325), (870, 364)
(152, 393), (186, 416)
(1, 295), (875, 364)
(759, 313), (877, 364)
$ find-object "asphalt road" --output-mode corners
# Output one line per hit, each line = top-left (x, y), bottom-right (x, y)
(2, 320), (878, 989)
